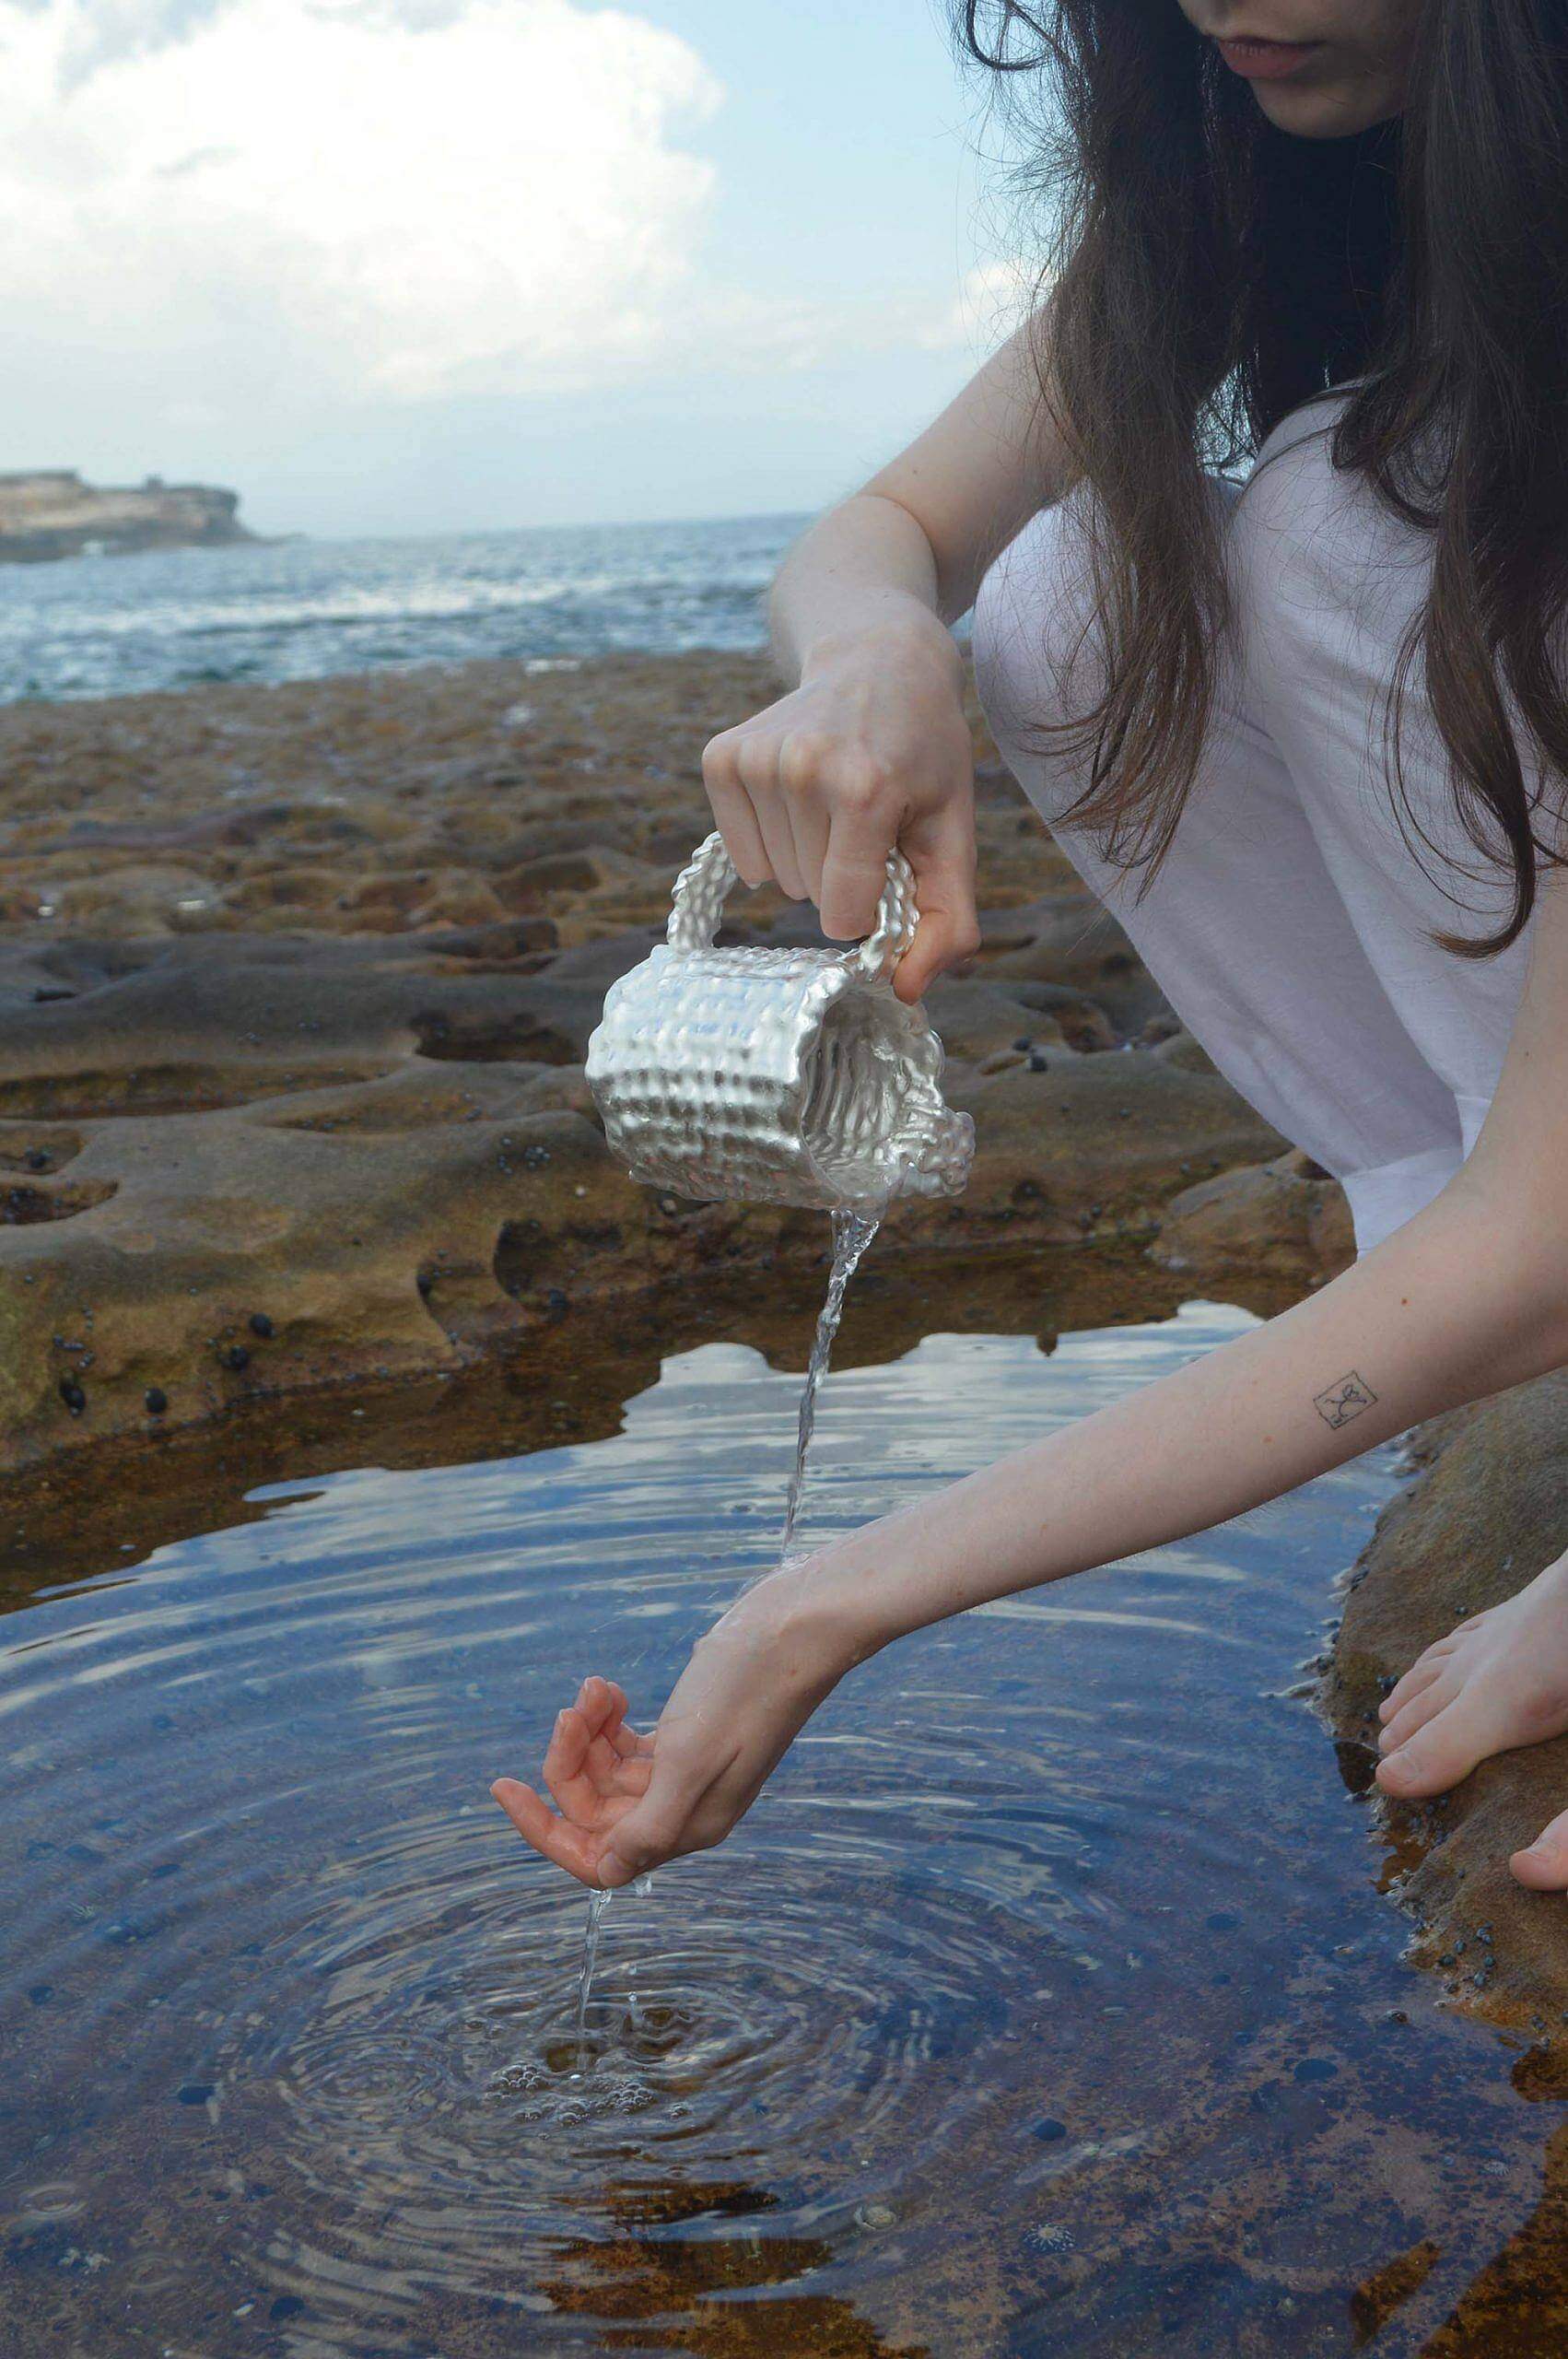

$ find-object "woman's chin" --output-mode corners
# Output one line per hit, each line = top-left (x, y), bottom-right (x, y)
(1247, 80), (1405, 141)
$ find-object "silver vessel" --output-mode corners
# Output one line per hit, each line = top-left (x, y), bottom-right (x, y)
(585, 830), (975, 1211)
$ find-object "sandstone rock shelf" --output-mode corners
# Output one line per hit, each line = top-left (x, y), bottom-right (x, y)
(0, 646), (1341, 1487)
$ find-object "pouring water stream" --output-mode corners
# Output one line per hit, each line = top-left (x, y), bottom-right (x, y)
(571, 1205), (882, 2071)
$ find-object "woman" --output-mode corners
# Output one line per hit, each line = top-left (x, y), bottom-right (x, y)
(494, 1), (1568, 1895)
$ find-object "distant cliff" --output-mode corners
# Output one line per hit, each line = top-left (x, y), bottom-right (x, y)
(0, 469), (258, 563)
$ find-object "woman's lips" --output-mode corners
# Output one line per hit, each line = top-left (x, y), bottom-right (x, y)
(1216, 35), (1321, 79)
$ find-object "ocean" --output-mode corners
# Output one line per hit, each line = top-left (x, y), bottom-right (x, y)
(0, 511), (810, 706)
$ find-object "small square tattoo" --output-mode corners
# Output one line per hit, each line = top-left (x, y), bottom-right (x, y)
(1314, 1371), (1378, 1430)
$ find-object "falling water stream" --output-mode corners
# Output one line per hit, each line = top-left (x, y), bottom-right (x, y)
(572, 1207), (883, 2069)
(572, 1893), (614, 2075)
(779, 1210), (883, 1561)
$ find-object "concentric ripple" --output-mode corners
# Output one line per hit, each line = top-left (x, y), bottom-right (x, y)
(1, 1305), (1561, 2357)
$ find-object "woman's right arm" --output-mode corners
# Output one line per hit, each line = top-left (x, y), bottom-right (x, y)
(701, 311), (1077, 1002)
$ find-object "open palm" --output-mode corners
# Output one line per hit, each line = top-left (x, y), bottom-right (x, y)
(491, 1675), (654, 1885)
(489, 1571), (859, 1888)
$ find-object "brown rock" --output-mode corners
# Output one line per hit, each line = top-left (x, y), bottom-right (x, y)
(923, 979), (1066, 1065)
(1323, 1370), (1568, 2036)
(0, 647), (1293, 1485)
(1150, 1026), (1217, 1072)
(981, 892), (1168, 1036)
(1148, 1146), (1353, 1295)
(931, 1050), (1287, 1249)
(1001, 980), (1119, 1053)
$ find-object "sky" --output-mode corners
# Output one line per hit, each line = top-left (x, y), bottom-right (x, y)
(0, 0), (1041, 540)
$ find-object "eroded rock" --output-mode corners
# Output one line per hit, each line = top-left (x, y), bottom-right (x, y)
(0, 649), (1306, 1479)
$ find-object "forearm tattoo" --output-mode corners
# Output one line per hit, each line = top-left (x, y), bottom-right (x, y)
(1313, 1371), (1378, 1430)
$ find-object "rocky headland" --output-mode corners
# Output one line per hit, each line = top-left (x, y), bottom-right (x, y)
(2, 641), (1561, 2036)
(0, 468), (255, 562)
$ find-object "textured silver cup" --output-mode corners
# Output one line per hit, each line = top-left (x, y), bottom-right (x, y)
(585, 830), (975, 1211)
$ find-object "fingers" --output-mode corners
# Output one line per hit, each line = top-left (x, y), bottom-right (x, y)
(701, 726), (771, 889)
(893, 808), (981, 1004)
(543, 1706), (593, 1818)
(489, 1777), (603, 1885)
(578, 1674), (627, 1751)
(544, 1684), (652, 1813)
(701, 698), (978, 987)
(574, 1675), (652, 1780)
(818, 792), (895, 943)
(588, 1741), (652, 1799)
(1512, 1805), (1568, 1890)
(596, 1743), (732, 1888)
(778, 758), (830, 910)
(736, 734), (807, 901)
(893, 904), (981, 1006)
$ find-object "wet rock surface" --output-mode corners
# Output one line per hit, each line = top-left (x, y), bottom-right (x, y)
(0, 649), (1303, 1479)
(1323, 1374), (1568, 2041)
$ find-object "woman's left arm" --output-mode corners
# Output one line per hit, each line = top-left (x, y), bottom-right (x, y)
(493, 876), (1568, 1887)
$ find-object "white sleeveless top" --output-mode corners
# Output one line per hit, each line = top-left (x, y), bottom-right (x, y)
(970, 393), (1538, 1256)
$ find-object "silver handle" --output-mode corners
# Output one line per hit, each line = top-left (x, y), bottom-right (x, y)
(666, 829), (919, 984)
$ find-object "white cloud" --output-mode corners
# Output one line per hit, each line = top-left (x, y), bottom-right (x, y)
(0, 0), (723, 407)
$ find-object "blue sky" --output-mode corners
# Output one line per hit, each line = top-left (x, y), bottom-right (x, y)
(0, 0), (1036, 539)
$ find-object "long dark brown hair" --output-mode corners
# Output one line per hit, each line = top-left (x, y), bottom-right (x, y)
(959, 1), (1568, 956)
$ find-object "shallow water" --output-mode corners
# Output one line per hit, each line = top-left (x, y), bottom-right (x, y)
(2, 1296), (1565, 2356)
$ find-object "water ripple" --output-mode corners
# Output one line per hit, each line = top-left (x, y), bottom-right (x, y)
(0, 1302), (1556, 2355)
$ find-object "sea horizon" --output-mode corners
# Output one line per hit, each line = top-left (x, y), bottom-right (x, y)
(0, 509), (816, 707)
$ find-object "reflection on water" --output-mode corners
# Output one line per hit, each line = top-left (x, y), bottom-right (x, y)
(1, 1296), (1565, 2355)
